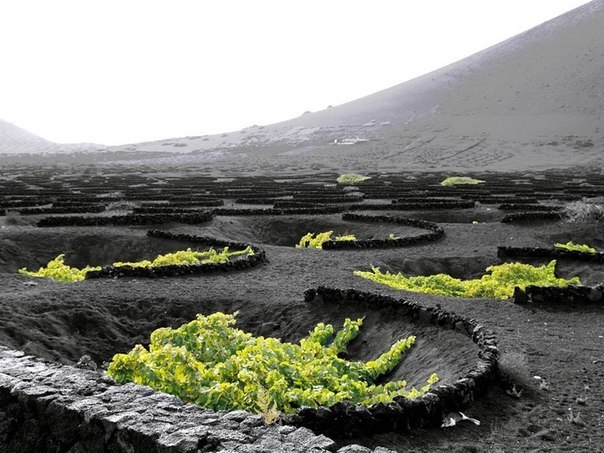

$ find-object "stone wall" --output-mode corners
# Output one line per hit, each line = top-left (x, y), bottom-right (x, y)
(500, 211), (561, 223)
(498, 246), (604, 263)
(513, 284), (604, 305)
(284, 287), (499, 437)
(85, 231), (266, 279)
(0, 348), (393, 453)
(322, 214), (444, 250)
(37, 211), (214, 227)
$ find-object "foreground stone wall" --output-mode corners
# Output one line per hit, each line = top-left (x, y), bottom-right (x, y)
(0, 348), (396, 453)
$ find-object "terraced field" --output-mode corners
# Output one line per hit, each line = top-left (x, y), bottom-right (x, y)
(1, 165), (603, 452)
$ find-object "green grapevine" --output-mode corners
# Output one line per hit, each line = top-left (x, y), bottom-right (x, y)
(440, 176), (485, 186)
(112, 246), (254, 267)
(296, 231), (357, 249)
(107, 312), (438, 415)
(18, 246), (255, 283)
(337, 173), (371, 184)
(18, 254), (101, 282)
(554, 241), (597, 254)
(355, 260), (581, 299)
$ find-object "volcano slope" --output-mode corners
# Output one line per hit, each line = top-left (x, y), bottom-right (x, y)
(1, 165), (603, 452)
(3, 1), (604, 173)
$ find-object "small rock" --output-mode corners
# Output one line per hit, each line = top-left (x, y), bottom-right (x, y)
(223, 409), (250, 422)
(75, 355), (97, 371)
(588, 287), (602, 302)
(277, 425), (297, 435)
(530, 428), (556, 442)
(337, 445), (373, 453)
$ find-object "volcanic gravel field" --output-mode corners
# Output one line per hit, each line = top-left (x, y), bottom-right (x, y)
(1, 165), (604, 452)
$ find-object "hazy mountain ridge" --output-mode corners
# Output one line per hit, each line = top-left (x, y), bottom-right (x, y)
(2, 0), (603, 171)
(0, 119), (102, 156)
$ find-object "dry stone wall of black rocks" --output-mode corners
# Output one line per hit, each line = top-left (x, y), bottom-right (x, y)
(1, 199), (54, 209)
(234, 198), (282, 205)
(278, 287), (499, 438)
(497, 204), (562, 212)
(0, 347), (396, 453)
(500, 211), (562, 223)
(138, 200), (224, 208)
(291, 197), (361, 204)
(273, 200), (332, 209)
(513, 284), (604, 306)
(462, 196), (540, 204)
(321, 213), (444, 250)
(16, 205), (107, 215)
(391, 200), (475, 210)
(212, 206), (347, 216)
(133, 207), (217, 214)
(36, 211), (215, 227)
(349, 204), (404, 212)
(86, 230), (266, 279)
(498, 246), (604, 263)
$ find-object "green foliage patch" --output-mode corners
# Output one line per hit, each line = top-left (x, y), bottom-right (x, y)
(296, 231), (356, 249)
(554, 241), (597, 254)
(18, 254), (101, 283)
(355, 260), (581, 299)
(19, 247), (255, 283)
(337, 173), (371, 184)
(107, 312), (438, 415)
(440, 176), (485, 186)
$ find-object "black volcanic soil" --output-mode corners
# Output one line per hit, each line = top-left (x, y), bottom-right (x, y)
(1, 167), (604, 452)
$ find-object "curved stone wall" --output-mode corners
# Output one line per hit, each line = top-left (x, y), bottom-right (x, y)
(37, 211), (215, 227)
(513, 284), (604, 305)
(501, 211), (561, 223)
(498, 246), (604, 263)
(280, 287), (498, 437)
(321, 213), (444, 250)
(86, 230), (266, 279)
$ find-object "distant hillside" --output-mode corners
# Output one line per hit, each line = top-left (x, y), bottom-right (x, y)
(0, 119), (53, 155)
(0, 119), (101, 156)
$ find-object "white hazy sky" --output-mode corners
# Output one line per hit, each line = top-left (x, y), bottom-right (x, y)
(0, 0), (593, 146)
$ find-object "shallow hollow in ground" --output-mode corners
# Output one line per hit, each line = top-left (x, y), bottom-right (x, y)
(200, 214), (431, 247)
(0, 282), (480, 392)
(371, 254), (602, 286)
(374, 207), (503, 224)
(0, 226), (208, 272)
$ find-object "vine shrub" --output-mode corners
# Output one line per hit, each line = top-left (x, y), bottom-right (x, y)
(440, 176), (485, 186)
(554, 241), (597, 254)
(337, 174), (371, 184)
(107, 312), (438, 415)
(355, 260), (581, 299)
(18, 254), (101, 282)
(19, 247), (255, 283)
(296, 231), (356, 249)
(112, 246), (254, 267)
